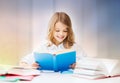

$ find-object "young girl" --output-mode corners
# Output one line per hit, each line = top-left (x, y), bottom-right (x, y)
(19, 12), (86, 69)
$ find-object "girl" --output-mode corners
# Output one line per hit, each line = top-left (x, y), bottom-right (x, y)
(19, 12), (86, 69)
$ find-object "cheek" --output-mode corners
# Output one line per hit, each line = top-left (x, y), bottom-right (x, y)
(64, 33), (68, 37)
(53, 32), (58, 38)
(54, 32), (57, 36)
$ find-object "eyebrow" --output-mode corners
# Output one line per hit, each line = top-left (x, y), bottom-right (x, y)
(55, 27), (68, 30)
(55, 29), (68, 31)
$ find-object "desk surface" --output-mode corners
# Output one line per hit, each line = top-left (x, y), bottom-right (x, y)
(1, 72), (120, 83)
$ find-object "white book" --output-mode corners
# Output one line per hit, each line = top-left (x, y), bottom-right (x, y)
(74, 58), (120, 79)
(76, 58), (105, 71)
(74, 68), (103, 76)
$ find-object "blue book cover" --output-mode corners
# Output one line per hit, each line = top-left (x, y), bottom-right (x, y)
(34, 50), (76, 71)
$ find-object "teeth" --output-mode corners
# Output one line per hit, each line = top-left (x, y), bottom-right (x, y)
(58, 36), (64, 39)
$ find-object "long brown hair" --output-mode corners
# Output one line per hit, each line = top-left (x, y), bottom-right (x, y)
(47, 12), (75, 49)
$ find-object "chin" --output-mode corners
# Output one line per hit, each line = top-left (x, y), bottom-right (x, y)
(56, 39), (64, 43)
(57, 41), (63, 43)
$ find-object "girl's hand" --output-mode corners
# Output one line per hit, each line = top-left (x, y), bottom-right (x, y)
(32, 62), (40, 69)
(69, 63), (76, 69)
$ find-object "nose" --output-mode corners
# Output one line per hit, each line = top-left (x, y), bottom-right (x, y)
(59, 31), (64, 35)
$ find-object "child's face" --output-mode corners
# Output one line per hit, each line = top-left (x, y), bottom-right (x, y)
(53, 22), (68, 44)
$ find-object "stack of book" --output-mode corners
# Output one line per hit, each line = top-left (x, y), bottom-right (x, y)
(73, 58), (120, 79)
(0, 65), (40, 82)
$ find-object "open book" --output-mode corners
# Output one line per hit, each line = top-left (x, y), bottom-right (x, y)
(34, 49), (76, 71)
(73, 58), (120, 79)
(0, 65), (40, 81)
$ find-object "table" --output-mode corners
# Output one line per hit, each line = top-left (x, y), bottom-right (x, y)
(1, 72), (120, 83)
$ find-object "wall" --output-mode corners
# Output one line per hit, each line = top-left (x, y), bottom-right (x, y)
(0, 0), (32, 65)
(0, 0), (120, 65)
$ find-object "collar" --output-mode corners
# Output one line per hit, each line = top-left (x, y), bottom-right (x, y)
(48, 42), (65, 50)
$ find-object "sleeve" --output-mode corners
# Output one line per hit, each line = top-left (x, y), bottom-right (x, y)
(20, 41), (49, 65)
(73, 43), (87, 61)
(20, 52), (35, 65)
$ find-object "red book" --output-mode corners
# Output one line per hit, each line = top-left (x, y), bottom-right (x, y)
(0, 65), (40, 81)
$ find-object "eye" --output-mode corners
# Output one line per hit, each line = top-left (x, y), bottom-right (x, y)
(63, 30), (68, 32)
(63, 29), (68, 32)
(55, 30), (60, 32)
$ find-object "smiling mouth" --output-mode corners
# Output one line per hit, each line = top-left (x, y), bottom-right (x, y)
(57, 36), (64, 39)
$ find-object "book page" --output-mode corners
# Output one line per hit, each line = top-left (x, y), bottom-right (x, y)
(7, 68), (40, 76)
(34, 52), (54, 70)
(74, 58), (106, 79)
(0, 64), (15, 75)
(54, 49), (75, 55)
(0, 68), (7, 75)
(75, 58), (120, 77)
(73, 73), (106, 80)
(0, 64), (40, 76)
(74, 68), (104, 76)
(55, 50), (76, 71)
(100, 59), (120, 76)
(76, 58), (104, 71)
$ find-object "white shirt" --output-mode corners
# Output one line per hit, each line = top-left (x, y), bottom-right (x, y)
(20, 41), (87, 65)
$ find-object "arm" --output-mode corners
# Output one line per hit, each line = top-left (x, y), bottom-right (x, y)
(19, 53), (40, 69)
(74, 43), (87, 61)
(19, 62), (40, 69)
(71, 43), (87, 69)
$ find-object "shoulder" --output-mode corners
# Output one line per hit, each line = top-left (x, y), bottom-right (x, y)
(33, 40), (50, 52)
(72, 43), (82, 50)
(72, 43), (86, 55)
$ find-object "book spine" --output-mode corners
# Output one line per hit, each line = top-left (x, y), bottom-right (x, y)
(53, 54), (57, 72)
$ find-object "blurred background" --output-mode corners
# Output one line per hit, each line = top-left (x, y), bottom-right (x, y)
(0, 0), (120, 65)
